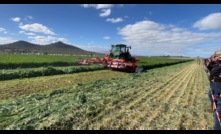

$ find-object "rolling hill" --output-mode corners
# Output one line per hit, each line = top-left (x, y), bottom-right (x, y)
(0, 40), (102, 55)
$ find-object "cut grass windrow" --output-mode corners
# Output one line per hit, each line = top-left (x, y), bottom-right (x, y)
(0, 61), (213, 130)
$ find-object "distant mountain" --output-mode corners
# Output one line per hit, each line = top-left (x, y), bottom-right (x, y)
(0, 40), (39, 49)
(0, 40), (102, 55)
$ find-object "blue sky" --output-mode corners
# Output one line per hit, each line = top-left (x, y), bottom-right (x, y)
(0, 4), (221, 58)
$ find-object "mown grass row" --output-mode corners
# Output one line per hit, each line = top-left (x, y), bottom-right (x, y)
(0, 61), (209, 130)
(0, 65), (106, 81)
(0, 70), (126, 101)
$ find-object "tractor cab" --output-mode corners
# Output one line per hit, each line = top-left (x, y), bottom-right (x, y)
(109, 44), (132, 61)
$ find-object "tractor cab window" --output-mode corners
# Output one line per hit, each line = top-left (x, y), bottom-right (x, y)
(112, 47), (119, 53)
(120, 47), (125, 52)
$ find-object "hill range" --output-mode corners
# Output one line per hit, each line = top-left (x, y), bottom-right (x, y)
(0, 40), (102, 55)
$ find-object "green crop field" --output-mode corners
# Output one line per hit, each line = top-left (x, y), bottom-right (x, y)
(0, 54), (96, 69)
(0, 65), (106, 81)
(0, 54), (95, 63)
(0, 54), (191, 69)
(0, 54), (210, 130)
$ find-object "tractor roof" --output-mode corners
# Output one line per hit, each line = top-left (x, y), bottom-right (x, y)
(112, 44), (127, 47)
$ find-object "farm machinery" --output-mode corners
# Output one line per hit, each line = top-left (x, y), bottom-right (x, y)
(78, 44), (143, 73)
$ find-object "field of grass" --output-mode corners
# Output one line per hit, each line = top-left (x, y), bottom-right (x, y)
(0, 61), (212, 130)
(0, 54), (192, 69)
(0, 54), (96, 64)
(0, 54), (192, 81)
(0, 70), (126, 101)
(0, 65), (106, 81)
(0, 54), (95, 69)
(136, 57), (192, 70)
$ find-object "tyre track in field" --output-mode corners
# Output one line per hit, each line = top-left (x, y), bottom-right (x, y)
(87, 64), (192, 129)
(89, 63), (195, 129)
(164, 64), (198, 130)
(83, 64), (191, 129)
(113, 63), (195, 129)
(183, 64), (200, 130)
(171, 63), (199, 108)
(190, 64), (213, 130)
(183, 64), (206, 130)
(156, 63), (212, 130)
(158, 64), (198, 129)
(136, 63), (196, 129)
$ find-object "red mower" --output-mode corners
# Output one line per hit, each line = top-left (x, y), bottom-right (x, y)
(78, 44), (143, 73)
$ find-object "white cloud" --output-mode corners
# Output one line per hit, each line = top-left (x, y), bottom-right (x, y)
(118, 20), (221, 56)
(0, 28), (6, 32)
(0, 37), (17, 44)
(0, 28), (7, 34)
(81, 4), (113, 9)
(193, 12), (221, 30)
(19, 31), (25, 34)
(99, 9), (111, 17)
(19, 30), (36, 36)
(81, 4), (95, 8)
(26, 33), (36, 36)
(106, 17), (123, 23)
(96, 4), (113, 9)
(19, 23), (55, 35)
(103, 36), (110, 40)
(11, 17), (21, 22)
(28, 35), (68, 45)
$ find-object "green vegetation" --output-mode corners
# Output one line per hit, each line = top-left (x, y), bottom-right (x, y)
(0, 54), (101, 69)
(136, 57), (193, 70)
(0, 70), (125, 101)
(0, 54), (193, 80)
(0, 61), (212, 130)
(0, 65), (106, 80)
(0, 54), (200, 130)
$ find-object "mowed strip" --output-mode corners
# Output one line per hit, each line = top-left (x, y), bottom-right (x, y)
(0, 70), (125, 100)
(0, 61), (212, 130)
(91, 63), (194, 129)
(85, 62), (212, 130)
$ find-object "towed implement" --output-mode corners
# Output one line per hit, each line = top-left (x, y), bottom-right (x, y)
(78, 44), (143, 73)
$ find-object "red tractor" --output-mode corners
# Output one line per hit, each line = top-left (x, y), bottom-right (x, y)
(78, 44), (143, 73)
